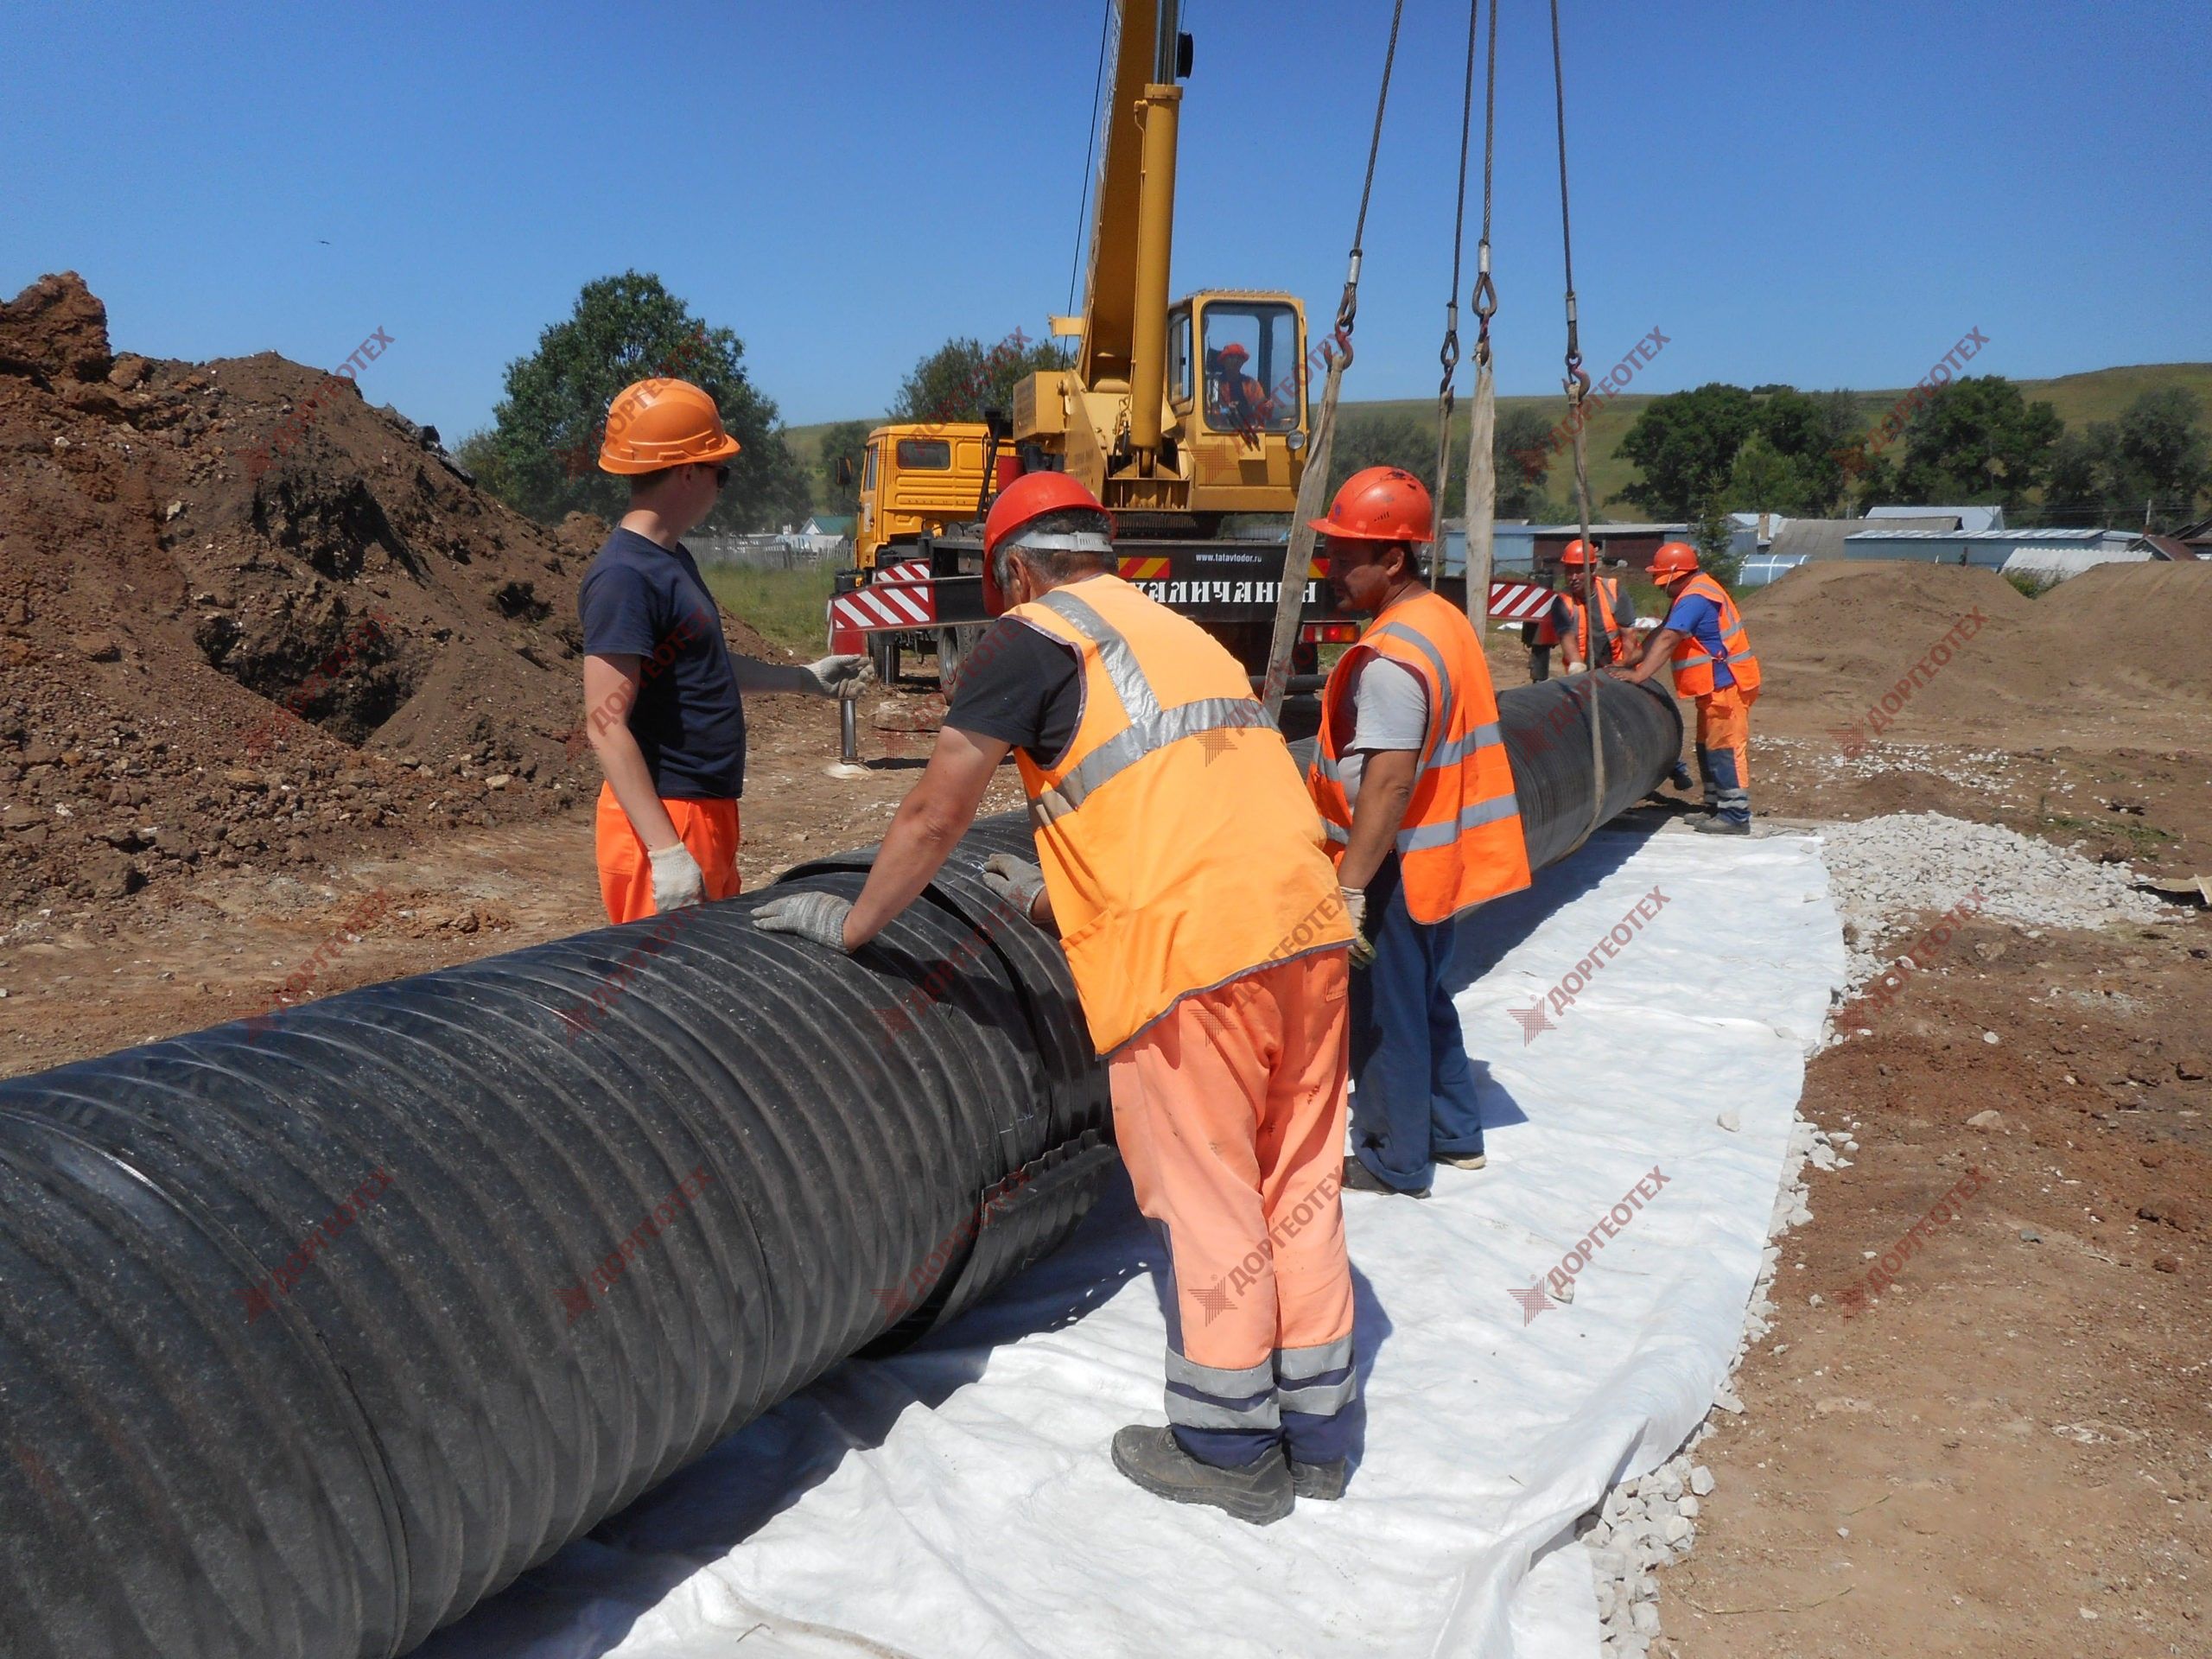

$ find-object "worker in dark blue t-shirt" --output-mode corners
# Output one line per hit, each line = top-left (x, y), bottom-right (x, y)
(579, 378), (866, 922)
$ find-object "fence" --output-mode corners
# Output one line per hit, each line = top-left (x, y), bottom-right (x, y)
(688, 535), (850, 569)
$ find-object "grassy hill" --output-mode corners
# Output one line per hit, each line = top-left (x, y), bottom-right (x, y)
(782, 363), (2212, 517)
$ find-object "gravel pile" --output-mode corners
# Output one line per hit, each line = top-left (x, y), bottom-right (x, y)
(1577, 1115), (1852, 1657)
(1820, 810), (2164, 993)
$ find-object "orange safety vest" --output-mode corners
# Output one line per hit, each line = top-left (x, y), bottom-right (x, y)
(1308, 588), (1532, 925)
(1556, 575), (1626, 666)
(1007, 575), (1352, 1054)
(1667, 573), (1762, 702)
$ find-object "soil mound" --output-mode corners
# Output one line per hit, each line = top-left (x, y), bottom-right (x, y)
(2026, 561), (2212, 696)
(0, 272), (791, 922)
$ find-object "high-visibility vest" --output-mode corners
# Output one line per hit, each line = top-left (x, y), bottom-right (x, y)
(1308, 588), (1531, 925)
(1557, 575), (1625, 666)
(1007, 575), (1352, 1054)
(1667, 573), (1762, 701)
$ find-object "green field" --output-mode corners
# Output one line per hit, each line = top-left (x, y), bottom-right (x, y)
(702, 563), (839, 655)
(784, 362), (2212, 518)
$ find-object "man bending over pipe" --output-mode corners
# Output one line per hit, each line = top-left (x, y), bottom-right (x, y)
(1307, 467), (1531, 1200)
(752, 472), (1359, 1525)
(1607, 540), (1762, 834)
(579, 377), (867, 922)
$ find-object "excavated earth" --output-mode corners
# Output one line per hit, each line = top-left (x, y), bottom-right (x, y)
(2, 274), (2207, 1657)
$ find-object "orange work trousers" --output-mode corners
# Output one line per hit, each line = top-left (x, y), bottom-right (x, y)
(1694, 683), (1752, 825)
(1109, 948), (1358, 1469)
(594, 782), (740, 924)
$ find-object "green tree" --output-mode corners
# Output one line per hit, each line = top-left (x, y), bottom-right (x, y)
(1894, 376), (2062, 512)
(1494, 405), (1557, 520)
(1721, 432), (1824, 517)
(890, 332), (1063, 426)
(1752, 387), (1866, 512)
(471, 270), (811, 533)
(1618, 384), (1758, 519)
(2044, 389), (2210, 529)
(1326, 412), (1434, 502)
(817, 419), (874, 515)
(1692, 496), (1743, 589)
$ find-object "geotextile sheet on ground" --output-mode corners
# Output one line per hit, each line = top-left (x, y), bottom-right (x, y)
(427, 823), (1846, 1659)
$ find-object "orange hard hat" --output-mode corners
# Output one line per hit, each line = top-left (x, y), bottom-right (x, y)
(1559, 537), (1597, 566)
(1649, 541), (1700, 582)
(1218, 341), (1249, 363)
(1310, 466), (1434, 544)
(982, 471), (1113, 614)
(598, 378), (742, 475)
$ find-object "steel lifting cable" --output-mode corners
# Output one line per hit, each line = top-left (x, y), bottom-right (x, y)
(1429, 0), (1481, 588)
(1062, 0), (1117, 369)
(1460, 0), (1502, 630)
(1548, 0), (1606, 850)
(1261, 0), (1406, 720)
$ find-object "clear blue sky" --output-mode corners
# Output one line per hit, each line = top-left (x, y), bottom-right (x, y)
(5, 1), (2206, 439)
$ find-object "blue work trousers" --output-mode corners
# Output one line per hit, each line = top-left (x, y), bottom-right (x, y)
(1348, 855), (1483, 1192)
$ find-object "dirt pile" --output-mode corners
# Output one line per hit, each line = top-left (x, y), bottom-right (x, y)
(1740, 560), (2212, 742)
(0, 272), (787, 923)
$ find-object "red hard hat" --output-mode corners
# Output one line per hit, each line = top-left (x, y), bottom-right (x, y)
(981, 471), (1112, 615)
(1310, 466), (1434, 544)
(1218, 341), (1249, 363)
(1649, 541), (1700, 582)
(1559, 537), (1596, 566)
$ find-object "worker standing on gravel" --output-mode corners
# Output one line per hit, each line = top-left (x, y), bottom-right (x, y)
(1609, 540), (1762, 834)
(580, 378), (867, 923)
(752, 472), (1360, 1526)
(1307, 467), (1530, 1200)
(1550, 538), (1637, 673)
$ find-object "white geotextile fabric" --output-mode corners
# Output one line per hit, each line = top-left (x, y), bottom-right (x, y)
(427, 827), (1845, 1659)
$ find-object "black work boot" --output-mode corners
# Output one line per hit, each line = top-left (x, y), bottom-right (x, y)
(1288, 1454), (1349, 1500)
(1341, 1154), (1429, 1199)
(1110, 1426), (1294, 1525)
(1692, 816), (1751, 836)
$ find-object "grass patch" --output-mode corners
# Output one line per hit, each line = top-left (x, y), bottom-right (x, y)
(702, 563), (840, 655)
(2040, 811), (2176, 853)
(2005, 570), (2057, 599)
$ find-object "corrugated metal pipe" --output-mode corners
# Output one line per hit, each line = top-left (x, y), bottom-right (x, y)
(0, 675), (1679, 1659)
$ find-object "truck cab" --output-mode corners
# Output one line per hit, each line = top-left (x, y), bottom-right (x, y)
(851, 423), (1009, 575)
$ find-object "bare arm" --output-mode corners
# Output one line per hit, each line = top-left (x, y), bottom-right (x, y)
(1336, 747), (1419, 892)
(1611, 627), (1681, 684)
(583, 653), (680, 850)
(841, 726), (1010, 950)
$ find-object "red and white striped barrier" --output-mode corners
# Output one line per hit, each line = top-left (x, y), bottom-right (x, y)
(828, 562), (941, 652)
(1487, 581), (1555, 622)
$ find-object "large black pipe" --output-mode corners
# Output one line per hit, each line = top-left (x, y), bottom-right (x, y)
(0, 676), (1677, 1659)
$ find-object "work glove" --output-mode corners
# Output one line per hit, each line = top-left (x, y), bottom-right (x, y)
(804, 654), (871, 699)
(1341, 887), (1376, 970)
(750, 891), (855, 952)
(648, 842), (706, 912)
(980, 854), (1047, 922)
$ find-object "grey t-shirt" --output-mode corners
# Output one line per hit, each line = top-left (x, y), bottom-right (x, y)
(1337, 655), (1430, 804)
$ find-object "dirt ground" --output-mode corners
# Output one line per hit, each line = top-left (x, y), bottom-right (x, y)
(4, 275), (2207, 1653)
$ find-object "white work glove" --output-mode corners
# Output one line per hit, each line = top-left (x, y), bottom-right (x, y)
(804, 654), (871, 699)
(980, 854), (1047, 922)
(750, 890), (855, 952)
(647, 842), (706, 913)
(1341, 887), (1376, 970)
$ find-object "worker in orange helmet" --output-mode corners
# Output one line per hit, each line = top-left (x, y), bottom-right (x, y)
(752, 470), (1360, 1524)
(1308, 467), (1531, 1198)
(1549, 538), (1637, 673)
(580, 377), (868, 923)
(1207, 340), (1275, 434)
(1609, 541), (1762, 833)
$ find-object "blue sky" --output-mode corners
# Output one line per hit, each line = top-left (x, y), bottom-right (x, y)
(5, 1), (2206, 438)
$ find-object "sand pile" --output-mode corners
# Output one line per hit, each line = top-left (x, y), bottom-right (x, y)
(0, 272), (786, 921)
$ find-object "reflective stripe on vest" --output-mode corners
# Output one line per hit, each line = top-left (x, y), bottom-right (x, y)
(1669, 573), (1761, 698)
(1006, 575), (1352, 1053)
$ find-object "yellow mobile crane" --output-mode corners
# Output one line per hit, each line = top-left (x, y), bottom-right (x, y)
(830, 0), (1335, 687)
(1015, 0), (1313, 531)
